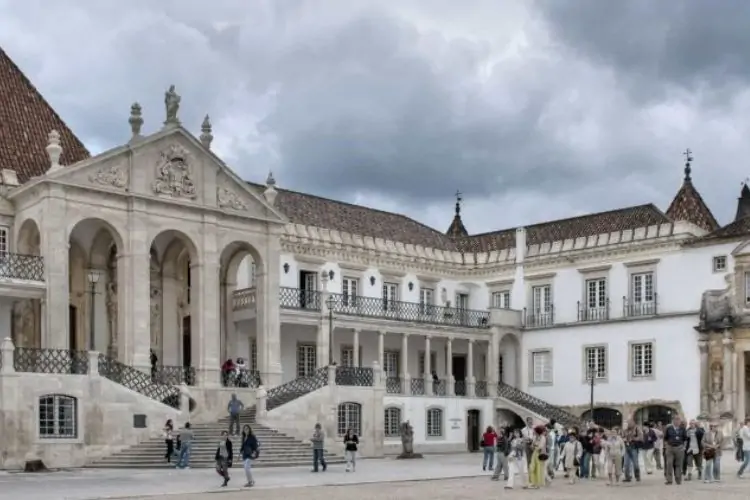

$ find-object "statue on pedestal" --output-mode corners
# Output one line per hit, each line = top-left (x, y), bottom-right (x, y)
(397, 420), (423, 459)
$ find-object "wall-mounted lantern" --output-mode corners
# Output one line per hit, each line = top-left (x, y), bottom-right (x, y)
(283, 262), (290, 274)
(370, 276), (376, 286)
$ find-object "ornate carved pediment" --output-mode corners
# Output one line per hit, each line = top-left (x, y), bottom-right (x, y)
(698, 288), (735, 331)
(217, 186), (248, 211)
(90, 165), (128, 190)
(152, 144), (196, 199)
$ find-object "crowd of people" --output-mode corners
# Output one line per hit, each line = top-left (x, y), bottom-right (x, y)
(482, 415), (750, 489)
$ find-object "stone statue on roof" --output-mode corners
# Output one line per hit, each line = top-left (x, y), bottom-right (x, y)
(164, 85), (181, 126)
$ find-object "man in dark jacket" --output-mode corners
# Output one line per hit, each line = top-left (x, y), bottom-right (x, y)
(664, 416), (688, 485)
(682, 420), (704, 480)
(215, 430), (234, 487)
(491, 426), (511, 481)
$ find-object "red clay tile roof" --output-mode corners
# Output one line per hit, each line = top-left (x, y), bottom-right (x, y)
(665, 180), (719, 232)
(446, 214), (468, 238)
(699, 217), (750, 241)
(735, 184), (750, 221)
(0, 47), (89, 182)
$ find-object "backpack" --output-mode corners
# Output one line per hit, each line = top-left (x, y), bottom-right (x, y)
(647, 429), (657, 444)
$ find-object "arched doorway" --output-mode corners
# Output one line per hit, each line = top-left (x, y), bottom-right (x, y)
(67, 218), (124, 354)
(496, 409), (525, 430)
(13, 218), (43, 348)
(581, 407), (623, 429)
(149, 230), (198, 375)
(498, 333), (520, 387)
(219, 241), (263, 385)
(634, 405), (676, 425)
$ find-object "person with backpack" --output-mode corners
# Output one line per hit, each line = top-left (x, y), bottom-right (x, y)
(641, 421), (657, 475)
(240, 425), (260, 487)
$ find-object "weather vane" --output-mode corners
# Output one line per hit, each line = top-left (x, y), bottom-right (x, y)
(454, 190), (462, 215)
(683, 148), (693, 181)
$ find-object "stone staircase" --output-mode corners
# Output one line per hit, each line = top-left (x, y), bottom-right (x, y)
(89, 367), (344, 468)
(497, 382), (584, 428)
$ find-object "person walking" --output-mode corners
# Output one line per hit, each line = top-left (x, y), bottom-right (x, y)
(683, 420), (704, 481)
(737, 417), (750, 478)
(603, 428), (625, 485)
(343, 428), (359, 472)
(482, 426), (498, 471)
(528, 425), (547, 489)
(505, 428), (527, 490)
(622, 418), (643, 482)
(664, 415), (688, 485)
(491, 426), (510, 481)
(641, 421), (657, 475)
(240, 425), (259, 488)
(215, 430), (233, 487)
(175, 422), (194, 469)
(311, 423), (327, 472)
(163, 419), (174, 463)
(702, 421), (723, 483)
(562, 431), (582, 484)
(227, 394), (244, 436)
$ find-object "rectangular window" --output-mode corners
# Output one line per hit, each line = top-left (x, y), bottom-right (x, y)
(531, 350), (552, 384)
(586, 278), (607, 308)
(713, 256), (727, 273)
(382, 282), (399, 312)
(584, 346), (607, 380)
(631, 272), (654, 303)
(419, 287), (434, 314)
(631, 342), (654, 378)
(532, 285), (552, 313)
(296, 344), (317, 378)
(342, 277), (358, 306)
(383, 350), (399, 376)
(418, 351), (437, 375)
(340, 345), (362, 367)
(492, 291), (511, 309)
(426, 408), (443, 437)
(455, 293), (469, 309)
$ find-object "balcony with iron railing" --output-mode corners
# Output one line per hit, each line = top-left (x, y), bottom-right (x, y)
(623, 293), (658, 318)
(523, 305), (555, 328)
(577, 300), (610, 323)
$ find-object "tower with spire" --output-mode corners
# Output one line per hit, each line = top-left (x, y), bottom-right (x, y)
(665, 149), (719, 233)
(446, 190), (469, 238)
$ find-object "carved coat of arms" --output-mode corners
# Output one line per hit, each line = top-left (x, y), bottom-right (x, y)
(152, 145), (197, 199)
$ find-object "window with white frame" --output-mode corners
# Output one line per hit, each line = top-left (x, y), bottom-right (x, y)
(532, 285), (552, 313)
(39, 394), (77, 439)
(631, 272), (654, 303)
(713, 256), (727, 273)
(297, 344), (317, 377)
(455, 292), (469, 310)
(631, 342), (654, 378)
(383, 350), (399, 376)
(384, 407), (401, 437)
(337, 402), (361, 436)
(426, 407), (443, 437)
(498, 354), (504, 383)
(418, 351), (437, 375)
(383, 282), (399, 311)
(586, 278), (607, 309)
(340, 345), (362, 367)
(531, 350), (552, 384)
(342, 277), (358, 306)
(492, 291), (511, 309)
(584, 346), (607, 380)
(0, 227), (8, 255)
(419, 287), (434, 313)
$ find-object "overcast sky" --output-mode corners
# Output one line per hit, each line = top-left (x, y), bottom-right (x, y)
(2, 0), (749, 234)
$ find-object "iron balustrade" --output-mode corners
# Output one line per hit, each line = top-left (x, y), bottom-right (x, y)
(623, 294), (658, 317)
(232, 288), (256, 311)
(577, 300), (610, 322)
(432, 378), (447, 396)
(410, 378), (425, 395)
(279, 287), (321, 311)
(335, 366), (374, 386)
(98, 354), (180, 409)
(14, 347), (88, 374)
(454, 379), (466, 396)
(475, 381), (488, 397)
(266, 367), (328, 410)
(221, 369), (261, 388)
(523, 306), (555, 328)
(0, 252), (45, 281)
(496, 382), (582, 428)
(326, 293), (490, 328)
(386, 376), (403, 394)
(155, 365), (196, 386)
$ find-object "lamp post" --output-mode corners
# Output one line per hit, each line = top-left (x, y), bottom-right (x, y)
(587, 367), (596, 425)
(326, 295), (335, 366)
(87, 269), (101, 351)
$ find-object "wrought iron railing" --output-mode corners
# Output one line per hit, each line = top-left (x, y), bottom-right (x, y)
(221, 369), (261, 388)
(266, 366), (328, 411)
(475, 381), (488, 397)
(432, 378), (446, 396)
(232, 287), (256, 311)
(279, 287), (321, 311)
(326, 293), (490, 328)
(623, 294), (658, 317)
(335, 366), (374, 386)
(98, 354), (180, 409)
(577, 300), (610, 322)
(386, 376), (403, 394)
(455, 379), (466, 396)
(523, 306), (555, 328)
(411, 378), (425, 395)
(497, 382), (582, 428)
(14, 347), (88, 374)
(0, 252), (45, 281)
(154, 365), (196, 386)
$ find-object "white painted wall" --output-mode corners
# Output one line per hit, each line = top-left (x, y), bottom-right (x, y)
(521, 314), (701, 418)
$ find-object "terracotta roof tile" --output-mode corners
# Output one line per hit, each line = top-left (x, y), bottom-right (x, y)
(0, 47), (89, 183)
(665, 180), (719, 232)
(699, 217), (750, 241)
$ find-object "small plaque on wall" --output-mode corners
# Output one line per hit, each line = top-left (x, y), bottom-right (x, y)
(450, 418), (461, 430)
(133, 414), (147, 428)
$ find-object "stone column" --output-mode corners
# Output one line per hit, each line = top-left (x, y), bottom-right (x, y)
(723, 330), (735, 414)
(353, 328), (360, 367)
(318, 275), (331, 368)
(0, 337), (14, 374)
(120, 201), (150, 370)
(446, 337), (454, 396)
(257, 229), (283, 387)
(401, 333), (410, 395)
(738, 349), (747, 423)
(41, 193), (69, 349)
(490, 329), (500, 397)
(377, 330), (385, 367)
(699, 337), (709, 415)
(194, 222), (221, 387)
(467, 339), (475, 397)
(423, 335), (432, 396)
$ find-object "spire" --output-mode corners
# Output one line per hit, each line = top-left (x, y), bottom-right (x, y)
(665, 149), (719, 232)
(735, 179), (750, 221)
(199, 115), (213, 149)
(446, 189), (468, 238)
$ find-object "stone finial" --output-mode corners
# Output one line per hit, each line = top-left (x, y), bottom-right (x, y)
(129, 102), (144, 140)
(263, 171), (278, 206)
(46, 130), (63, 173)
(200, 114), (213, 149)
(164, 84), (181, 128)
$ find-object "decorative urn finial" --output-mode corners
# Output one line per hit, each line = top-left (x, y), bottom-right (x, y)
(46, 130), (63, 172)
(200, 114), (213, 149)
(264, 171), (278, 206)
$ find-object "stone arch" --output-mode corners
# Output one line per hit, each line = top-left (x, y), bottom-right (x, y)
(495, 408), (525, 430)
(68, 218), (125, 355)
(581, 407), (623, 429)
(149, 229), (200, 371)
(633, 404), (677, 426)
(498, 332), (520, 387)
(12, 218), (43, 348)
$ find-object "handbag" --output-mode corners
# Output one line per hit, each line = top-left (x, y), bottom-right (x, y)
(539, 453), (549, 461)
(703, 448), (716, 460)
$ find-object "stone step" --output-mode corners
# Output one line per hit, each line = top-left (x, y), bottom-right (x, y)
(108, 448), (321, 457)
(87, 458), (346, 469)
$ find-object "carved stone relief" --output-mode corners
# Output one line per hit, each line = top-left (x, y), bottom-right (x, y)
(217, 186), (248, 211)
(152, 144), (196, 199)
(90, 165), (128, 190)
(11, 299), (38, 347)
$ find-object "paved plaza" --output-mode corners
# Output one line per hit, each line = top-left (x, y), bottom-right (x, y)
(0, 454), (745, 500)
